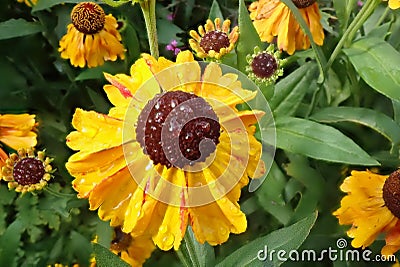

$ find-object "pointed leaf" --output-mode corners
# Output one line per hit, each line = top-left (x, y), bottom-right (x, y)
(216, 212), (317, 267)
(93, 243), (130, 267)
(271, 62), (317, 116)
(271, 117), (380, 165)
(310, 107), (400, 146)
(209, 0), (224, 20)
(0, 19), (42, 40)
(237, 0), (264, 72)
(269, 63), (311, 111)
(177, 227), (215, 267)
(0, 220), (25, 267)
(344, 37), (400, 101)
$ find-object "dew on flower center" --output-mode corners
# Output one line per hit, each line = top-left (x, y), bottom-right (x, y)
(13, 158), (45, 186)
(251, 52), (278, 79)
(199, 31), (230, 53)
(136, 90), (220, 169)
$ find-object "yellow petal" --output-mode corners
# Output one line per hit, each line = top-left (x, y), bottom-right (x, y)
(66, 108), (125, 153)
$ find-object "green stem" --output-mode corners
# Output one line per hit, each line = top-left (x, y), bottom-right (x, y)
(140, 0), (159, 58)
(375, 6), (390, 28)
(326, 0), (380, 70)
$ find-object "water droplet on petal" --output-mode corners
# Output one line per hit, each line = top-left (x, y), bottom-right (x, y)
(162, 233), (175, 247)
(219, 226), (228, 236)
(159, 225), (168, 234)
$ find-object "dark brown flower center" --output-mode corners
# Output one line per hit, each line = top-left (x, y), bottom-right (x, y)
(136, 91), (220, 169)
(71, 2), (105, 35)
(251, 52), (278, 79)
(291, 0), (316, 8)
(110, 227), (132, 252)
(13, 158), (45, 186)
(383, 170), (400, 219)
(199, 31), (230, 53)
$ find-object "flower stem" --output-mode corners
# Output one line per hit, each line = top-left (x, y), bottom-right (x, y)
(140, 0), (159, 59)
(326, 0), (380, 70)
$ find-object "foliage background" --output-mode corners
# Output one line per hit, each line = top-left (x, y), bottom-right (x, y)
(0, 0), (399, 266)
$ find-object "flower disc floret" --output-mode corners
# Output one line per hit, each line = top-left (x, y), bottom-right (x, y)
(246, 45), (284, 85)
(1, 148), (53, 193)
(189, 18), (239, 60)
(383, 170), (400, 219)
(136, 90), (220, 169)
(71, 2), (106, 34)
(292, 0), (316, 8)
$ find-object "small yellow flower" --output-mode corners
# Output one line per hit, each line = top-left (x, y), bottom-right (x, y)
(333, 170), (400, 256)
(110, 227), (155, 266)
(0, 113), (37, 150)
(189, 18), (239, 60)
(384, 0), (400, 9)
(66, 50), (265, 251)
(1, 148), (53, 193)
(249, 0), (324, 55)
(16, 0), (37, 7)
(59, 2), (125, 68)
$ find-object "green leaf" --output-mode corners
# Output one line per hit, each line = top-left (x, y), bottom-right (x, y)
(208, 0), (224, 20)
(123, 23), (141, 64)
(344, 37), (400, 101)
(32, 0), (82, 12)
(393, 99), (400, 125)
(75, 62), (125, 81)
(269, 63), (310, 111)
(216, 212), (318, 267)
(93, 243), (130, 267)
(156, 19), (184, 44)
(333, 0), (357, 32)
(69, 231), (93, 264)
(285, 155), (325, 221)
(237, 0), (264, 72)
(176, 227), (215, 267)
(270, 62), (317, 116)
(310, 107), (400, 147)
(255, 161), (293, 225)
(0, 220), (25, 267)
(0, 19), (42, 40)
(271, 117), (380, 165)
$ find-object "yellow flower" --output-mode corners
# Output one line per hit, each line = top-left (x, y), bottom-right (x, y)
(59, 2), (125, 68)
(249, 0), (324, 55)
(110, 227), (155, 266)
(1, 148), (53, 193)
(189, 18), (239, 59)
(16, 0), (37, 7)
(385, 0), (400, 9)
(0, 113), (37, 150)
(333, 170), (400, 256)
(66, 50), (265, 251)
